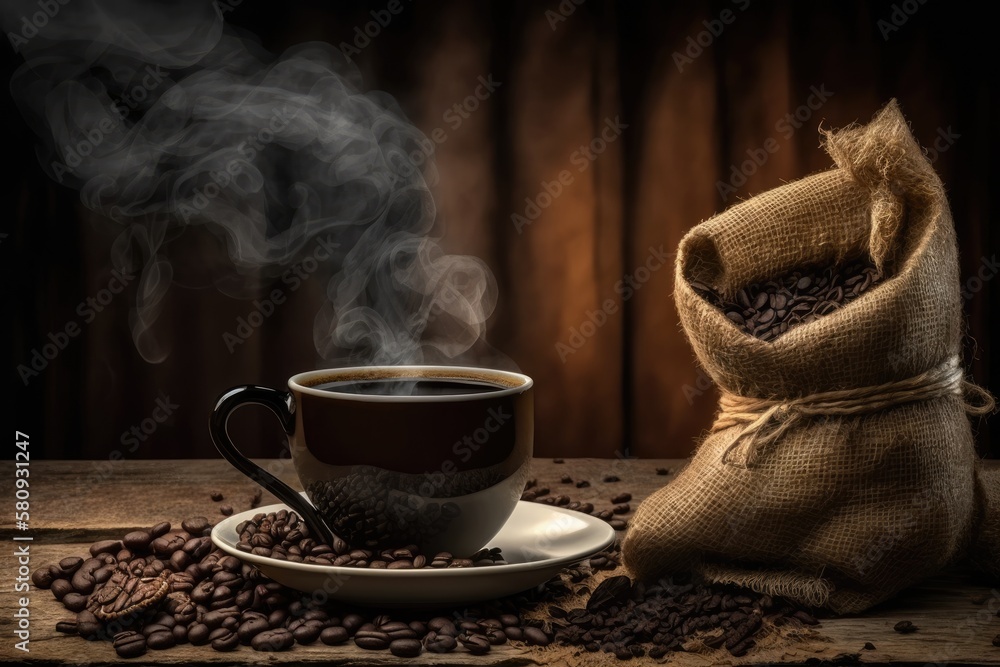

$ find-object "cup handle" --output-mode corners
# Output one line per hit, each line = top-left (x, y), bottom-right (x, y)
(210, 385), (336, 546)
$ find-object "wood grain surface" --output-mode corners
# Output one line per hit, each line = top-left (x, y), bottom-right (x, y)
(1, 458), (998, 665)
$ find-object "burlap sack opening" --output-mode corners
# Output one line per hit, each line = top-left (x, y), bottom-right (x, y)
(622, 100), (991, 614)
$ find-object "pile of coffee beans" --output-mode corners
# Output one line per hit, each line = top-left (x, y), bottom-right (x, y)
(235, 509), (507, 568)
(692, 256), (884, 341)
(35, 515), (626, 659)
(555, 574), (818, 659)
(520, 479), (630, 531)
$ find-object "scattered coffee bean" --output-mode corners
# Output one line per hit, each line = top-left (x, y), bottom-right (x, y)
(575, 480), (590, 488)
(181, 517), (211, 536)
(210, 491), (224, 502)
(655, 467), (671, 475)
(149, 522), (171, 538)
(390, 637), (422, 657)
(219, 505), (234, 516)
(560, 475), (573, 484)
(863, 642), (876, 650)
(31, 566), (55, 589)
(894, 620), (917, 634)
(602, 475), (620, 483)
(252, 628), (294, 651)
(55, 620), (78, 634)
(610, 492), (632, 504)
(147, 629), (176, 650)
(90, 540), (123, 557)
(553, 458), (564, 464)
(613, 503), (630, 514)
(993, 634), (1000, 647)
(113, 630), (147, 658)
(211, 632), (239, 652)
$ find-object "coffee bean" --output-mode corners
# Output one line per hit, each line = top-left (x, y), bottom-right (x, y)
(560, 474), (573, 483)
(238, 616), (269, 644)
(188, 623), (210, 645)
(31, 566), (55, 589)
(55, 620), (77, 634)
(252, 628), (294, 651)
(390, 637), (422, 657)
(320, 626), (349, 645)
(553, 458), (564, 463)
(424, 633), (457, 653)
(575, 480), (591, 488)
(210, 491), (224, 501)
(863, 641), (876, 650)
(220, 505), (234, 516)
(89, 539), (123, 556)
(76, 610), (102, 640)
(292, 620), (323, 644)
(122, 530), (152, 551)
(460, 633), (491, 655)
(354, 630), (390, 650)
(613, 503), (630, 514)
(993, 634), (1000, 647)
(211, 630), (240, 652)
(894, 620), (917, 634)
(150, 521), (171, 538)
(113, 630), (147, 658)
(610, 492), (632, 504)
(523, 626), (551, 646)
(147, 630), (176, 650)
(62, 592), (88, 612)
(58, 556), (83, 575)
(50, 579), (73, 600)
(181, 516), (211, 536)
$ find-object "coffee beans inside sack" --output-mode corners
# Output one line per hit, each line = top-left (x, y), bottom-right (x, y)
(623, 100), (995, 613)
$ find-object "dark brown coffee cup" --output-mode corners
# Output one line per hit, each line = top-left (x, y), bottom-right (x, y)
(210, 365), (533, 556)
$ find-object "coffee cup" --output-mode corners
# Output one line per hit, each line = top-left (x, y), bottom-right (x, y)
(210, 365), (533, 557)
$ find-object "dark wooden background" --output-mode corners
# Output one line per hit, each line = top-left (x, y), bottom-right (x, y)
(5, 0), (995, 460)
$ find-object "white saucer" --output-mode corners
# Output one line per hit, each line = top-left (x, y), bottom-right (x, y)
(211, 500), (615, 606)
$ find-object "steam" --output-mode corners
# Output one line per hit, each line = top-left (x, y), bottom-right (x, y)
(4, 0), (498, 368)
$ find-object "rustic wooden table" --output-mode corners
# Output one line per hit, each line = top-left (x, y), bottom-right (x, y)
(1, 458), (998, 665)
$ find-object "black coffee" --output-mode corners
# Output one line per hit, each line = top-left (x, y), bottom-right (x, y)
(312, 378), (503, 396)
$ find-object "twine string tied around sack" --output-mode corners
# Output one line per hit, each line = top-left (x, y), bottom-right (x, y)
(715, 355), (995, 469)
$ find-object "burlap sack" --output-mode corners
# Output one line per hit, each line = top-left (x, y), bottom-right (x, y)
(622, 100), (993, 613)
(971, 466), (1000, 581)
